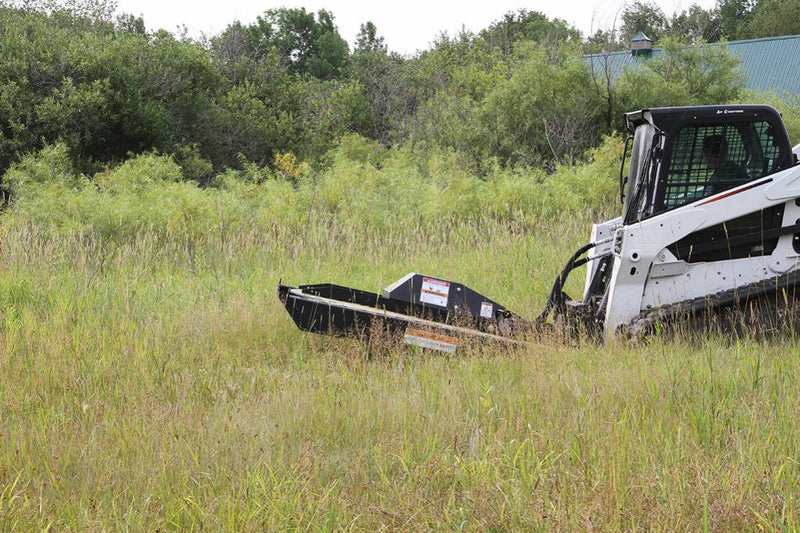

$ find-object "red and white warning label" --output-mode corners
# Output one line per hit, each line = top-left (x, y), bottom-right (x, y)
(420, 277), (450, 307)
(480, 302), (493, 318)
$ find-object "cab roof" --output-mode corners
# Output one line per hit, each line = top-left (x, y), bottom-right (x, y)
(624, 105), (784, 134)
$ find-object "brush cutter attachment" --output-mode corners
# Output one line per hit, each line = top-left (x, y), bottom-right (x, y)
(278, 273), (524, 353)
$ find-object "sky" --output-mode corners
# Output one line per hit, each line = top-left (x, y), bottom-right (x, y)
(114, 0), (718, 55)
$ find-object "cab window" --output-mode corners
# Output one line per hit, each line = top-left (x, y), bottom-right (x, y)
(661, 120), (781, 211)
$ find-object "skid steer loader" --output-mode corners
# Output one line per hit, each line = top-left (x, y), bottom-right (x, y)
(278, 105), (800, 351)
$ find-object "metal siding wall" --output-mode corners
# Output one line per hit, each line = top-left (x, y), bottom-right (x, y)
(584, 35), (800, 96)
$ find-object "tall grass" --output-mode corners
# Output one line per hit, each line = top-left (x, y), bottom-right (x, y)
(0, 137), (799, 530)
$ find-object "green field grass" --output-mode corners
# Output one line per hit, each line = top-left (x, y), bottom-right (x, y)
(1, 139), (800, 531)
(0, 212), (799, 531)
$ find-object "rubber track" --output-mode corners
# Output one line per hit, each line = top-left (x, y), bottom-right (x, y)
(625, 268), (800, 339)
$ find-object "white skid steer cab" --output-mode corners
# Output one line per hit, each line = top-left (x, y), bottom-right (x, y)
(279, 105), (800, 352)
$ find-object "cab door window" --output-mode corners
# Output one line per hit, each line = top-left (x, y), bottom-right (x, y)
(661, 120), (780, 211)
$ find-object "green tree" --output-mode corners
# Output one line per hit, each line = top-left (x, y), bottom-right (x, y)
(614, 37), (745, 116)
(0, 2), (375, 175)
(715, 0), (755, 38)
(349, 48), (414, 143)
(669, 5), (721, 43)
(115, 12), (145, 35)
(404, 31), (509, 158)
(479, 9), (581, 57)
(0, 5), (230, 172)
(585, 29), (625, 52)
(1, 0), (117, 22)
(355, 21), (386, 53)
(739, 0), (800, 38)
(620, 1), (668, 43)
(349, 22), (412, 142)
(307, 29), (350, 79)
(0, 6), (152, 171)
(478, 43), (603, 166)
(240, 8), (350, 79)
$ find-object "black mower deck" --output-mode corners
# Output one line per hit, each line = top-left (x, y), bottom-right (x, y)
(278, 275), (524, 353)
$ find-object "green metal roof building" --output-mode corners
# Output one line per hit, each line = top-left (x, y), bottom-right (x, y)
(585, 34), (800, 95)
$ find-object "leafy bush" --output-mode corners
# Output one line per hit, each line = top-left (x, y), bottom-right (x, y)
(95, 152), (182, 194)
(0, 135), (623, 241)
(2, 143), (86, 195)
(783, 99), (800, 146)
(478, 42), (604, 166)
(736, 93), (800, 145)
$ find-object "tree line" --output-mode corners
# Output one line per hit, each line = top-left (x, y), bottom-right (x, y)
(0, 0), (797, 183)
(605, 0), (800, 46)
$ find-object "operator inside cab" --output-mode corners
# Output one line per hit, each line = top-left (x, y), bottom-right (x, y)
(627, 106), (792, 218)
(701, 134), (748, 196)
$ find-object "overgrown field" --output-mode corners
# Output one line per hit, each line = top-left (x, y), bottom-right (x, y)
(1, 138), (800, 531)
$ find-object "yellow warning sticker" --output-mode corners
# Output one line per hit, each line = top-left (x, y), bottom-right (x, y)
(404, 328), (458, 353)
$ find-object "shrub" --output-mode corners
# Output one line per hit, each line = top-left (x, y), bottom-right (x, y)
(95, 152), (182, 194)
(2, 143), (87, 195)
(0, 134), (633, 241)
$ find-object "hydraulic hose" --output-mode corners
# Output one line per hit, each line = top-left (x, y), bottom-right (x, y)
(537, 236), (614, 324)
(537, 241), (597, 324)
